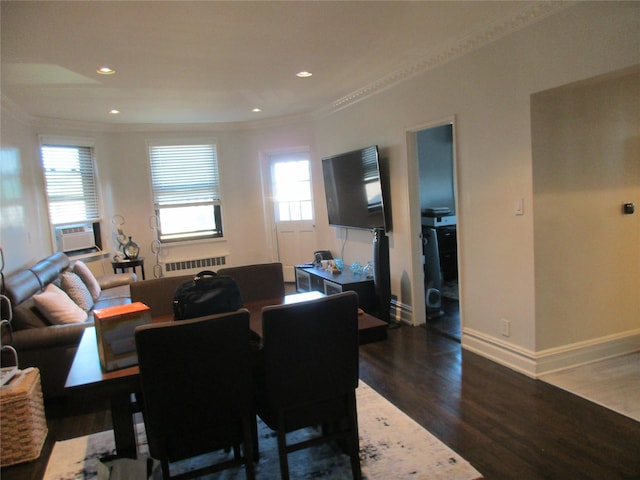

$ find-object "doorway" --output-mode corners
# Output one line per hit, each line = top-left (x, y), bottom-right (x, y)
(266, 150), (316, 282)
(411, 121), (460, 340)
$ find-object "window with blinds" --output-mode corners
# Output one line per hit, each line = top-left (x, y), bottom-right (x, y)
(40, 144), (100, 225)
(148, 143), (223, 242)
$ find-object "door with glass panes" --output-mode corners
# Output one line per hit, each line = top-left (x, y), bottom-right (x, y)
(269, 152), (316, 282)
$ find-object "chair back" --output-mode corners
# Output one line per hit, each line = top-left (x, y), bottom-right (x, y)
(130, 275), (192, 317)
(218, 263), (285, 304)
(260, 291), (359, 412)
(135, 309), (253, 462)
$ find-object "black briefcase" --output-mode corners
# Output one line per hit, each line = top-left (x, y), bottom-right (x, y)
(173, 271), (243, 320)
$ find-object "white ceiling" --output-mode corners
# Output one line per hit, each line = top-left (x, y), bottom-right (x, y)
(1, 1), (559, 126)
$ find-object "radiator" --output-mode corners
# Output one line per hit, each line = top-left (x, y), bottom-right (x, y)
(162, 255), (228, 277)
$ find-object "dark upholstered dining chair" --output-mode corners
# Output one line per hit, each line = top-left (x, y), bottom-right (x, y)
(134, 310), (255, 480)
(217, 262), (285, 304)
(255, 291), (362, 480)
(130, 274), (192, 318)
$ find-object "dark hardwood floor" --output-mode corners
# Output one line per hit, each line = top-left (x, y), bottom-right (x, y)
(359, 324), (640, 479)
(426, 296), (461, 340)
(2, 302), (640, 480)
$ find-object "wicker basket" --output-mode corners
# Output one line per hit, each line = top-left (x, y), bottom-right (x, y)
(0, 368), (48, 467)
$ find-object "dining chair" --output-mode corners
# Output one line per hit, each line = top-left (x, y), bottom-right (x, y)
(255, 290), (362, 480)
(130, 274), (192, 318)
(134, 310), (255, 480)
(217, 262), (285, 304)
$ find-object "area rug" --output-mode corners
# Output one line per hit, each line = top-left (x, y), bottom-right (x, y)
(44, 381), (483, 479)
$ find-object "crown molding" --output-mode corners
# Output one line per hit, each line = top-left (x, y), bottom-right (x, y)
(101, 111), (316, 133)
(321, 1), (575, 116)
(1, 93), (34, 126)
(4, 1), (574, 133)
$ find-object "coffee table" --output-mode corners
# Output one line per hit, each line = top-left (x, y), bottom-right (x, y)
(64, 291), (387, 457)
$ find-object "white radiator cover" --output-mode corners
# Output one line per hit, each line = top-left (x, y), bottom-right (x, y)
(162, 255), (228, 277)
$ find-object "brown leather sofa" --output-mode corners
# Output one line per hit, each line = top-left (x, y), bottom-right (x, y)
(2, 252), (135, 399)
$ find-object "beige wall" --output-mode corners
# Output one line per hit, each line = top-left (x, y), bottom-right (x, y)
(532, 68), (640, 351)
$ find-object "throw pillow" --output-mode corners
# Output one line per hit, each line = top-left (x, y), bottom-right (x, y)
(33, 284), (87, 325)
(60, 271), (95, 311)
(73, 260), (102, 301)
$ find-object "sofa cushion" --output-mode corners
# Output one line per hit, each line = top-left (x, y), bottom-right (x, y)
(72, 260), (102, 301)
(96, 283), (132, 302)
(10, 299), (49, 330)
(98, 272), (137, 290)
(60, 271), (94, 311)
(33, 284), (88, 325)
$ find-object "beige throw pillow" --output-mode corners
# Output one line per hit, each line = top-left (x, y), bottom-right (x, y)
(60, 271), (95, 311)
(73, 260), (102, 301)
(33, 284), (88, 324)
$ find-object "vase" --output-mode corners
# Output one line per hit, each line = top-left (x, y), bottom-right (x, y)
(122, 236), (140, 259)
(362, 261), (373, 279)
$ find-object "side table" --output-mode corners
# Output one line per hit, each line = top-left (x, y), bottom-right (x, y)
(112, 257), (145, 280)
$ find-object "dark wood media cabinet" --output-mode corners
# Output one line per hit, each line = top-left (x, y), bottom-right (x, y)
(294, 265), (388, 344)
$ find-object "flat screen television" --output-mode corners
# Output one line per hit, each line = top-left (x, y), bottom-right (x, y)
(322, 145), (388, 232)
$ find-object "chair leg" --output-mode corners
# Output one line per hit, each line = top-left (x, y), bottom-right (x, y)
(160, 457), (171, 480)
(349, 433), (362, 480)
(276, 429), (290, 480)
(276, 411), (290, 480)
(242, 416), (256, 480)
(251, 413), (260, 462)
(348, 392), (362, 480)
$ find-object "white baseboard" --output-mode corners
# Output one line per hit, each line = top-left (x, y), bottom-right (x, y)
(462, 328), (640, 378)
(390, 298), (413, 325)
(462, 329), (538, 377)
(534, 329), (640, 376)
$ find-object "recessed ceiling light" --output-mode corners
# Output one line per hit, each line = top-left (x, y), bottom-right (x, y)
(109, 109), (120, 115)
(97, 67), (116, 75)
(296, 71), (313, 78)
(252, 108), (262, 113)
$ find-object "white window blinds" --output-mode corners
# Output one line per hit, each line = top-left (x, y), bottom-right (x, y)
(149, 144), (220, 206)
(41, 145), (100, 225)
(148, 143), (223, 241)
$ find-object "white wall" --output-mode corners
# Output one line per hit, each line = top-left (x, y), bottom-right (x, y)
(0, 107), (50, 270)
(93, 124), (319, 273)
(314, 1), (639, 374)
(1, 2), (638, 375)
(532, 68), (640, 354)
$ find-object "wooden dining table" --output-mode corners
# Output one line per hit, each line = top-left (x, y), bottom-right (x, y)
(64, 290), (387, 458)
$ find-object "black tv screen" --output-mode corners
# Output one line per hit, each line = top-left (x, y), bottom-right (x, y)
(322, 145), (387, 232)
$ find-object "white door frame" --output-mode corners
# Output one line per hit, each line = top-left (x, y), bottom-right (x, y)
(405, 115), (460, 327)
(261, 147), (316, 278)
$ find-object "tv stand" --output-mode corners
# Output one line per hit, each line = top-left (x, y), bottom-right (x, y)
(295, 266), (377, 311)
(294, 266), (387, 343)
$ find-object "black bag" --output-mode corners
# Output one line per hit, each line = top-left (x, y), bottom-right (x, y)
(173, 271), (243, 320)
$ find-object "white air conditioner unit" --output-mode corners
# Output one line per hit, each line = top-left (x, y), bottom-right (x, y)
(56, 225), (95, 253)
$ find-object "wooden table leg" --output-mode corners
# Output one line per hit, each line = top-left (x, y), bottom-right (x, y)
(110, 393), (137, 458)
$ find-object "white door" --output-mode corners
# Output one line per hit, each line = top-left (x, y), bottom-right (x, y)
(269, 152), (316, 282)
